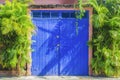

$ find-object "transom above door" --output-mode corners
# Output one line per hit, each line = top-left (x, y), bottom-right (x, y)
(31, 10), (88, 19)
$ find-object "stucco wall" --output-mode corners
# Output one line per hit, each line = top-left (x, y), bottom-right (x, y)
(33, 0), (77, 5)
(0, 0), (87, 4)
(0, 0), (4, 3)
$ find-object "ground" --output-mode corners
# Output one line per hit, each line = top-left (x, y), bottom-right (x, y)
(0, 76), (120, 80)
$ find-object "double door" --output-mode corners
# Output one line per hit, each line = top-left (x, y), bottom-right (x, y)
(31, 10), (89, 76)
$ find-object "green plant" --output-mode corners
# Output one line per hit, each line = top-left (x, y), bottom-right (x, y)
(77, 0), (85, 18)
(88, 0), (120, 77)
(0, 0), (34, 74)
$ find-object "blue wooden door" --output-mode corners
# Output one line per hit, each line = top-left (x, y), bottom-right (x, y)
(31, 10), (89, 76)
(31, 18), (60, 75)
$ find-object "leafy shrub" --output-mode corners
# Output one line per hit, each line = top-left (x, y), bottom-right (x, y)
(88, 0), (120, 77)
(0, 0), (34, 74)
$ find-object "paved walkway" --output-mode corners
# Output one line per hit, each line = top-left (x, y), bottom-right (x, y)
(0, 76), (120, 80)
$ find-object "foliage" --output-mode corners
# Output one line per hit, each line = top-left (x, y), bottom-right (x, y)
(77, 0), (85, 18)
(0, 0), (34, 74)
(87, 0), (120, 77)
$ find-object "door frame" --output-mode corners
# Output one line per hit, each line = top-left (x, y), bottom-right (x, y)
(27, 7), (93, 76)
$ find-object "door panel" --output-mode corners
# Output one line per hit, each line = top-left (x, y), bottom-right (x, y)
(59, 19), (89, 76)
(31, 19), (60, 75)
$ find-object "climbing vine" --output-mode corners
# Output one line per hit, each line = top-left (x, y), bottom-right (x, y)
(75, 0), (85, 35)
(0, 0), (34, 74)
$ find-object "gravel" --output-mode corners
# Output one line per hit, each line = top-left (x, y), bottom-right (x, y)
(0, 76), (120, 80)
